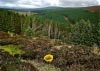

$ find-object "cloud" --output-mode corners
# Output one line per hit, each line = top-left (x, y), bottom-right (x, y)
(0, 0), (18, 3)
(0, 0), (99, 8)
(59, 0), (99, 7)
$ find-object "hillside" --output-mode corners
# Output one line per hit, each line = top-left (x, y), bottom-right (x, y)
(0, 6), (100, 46)
(32, 6), (100, 24)
(0, 6), (100, 71)
(0, 32), (100, 71)
(85, 5), (100, 12)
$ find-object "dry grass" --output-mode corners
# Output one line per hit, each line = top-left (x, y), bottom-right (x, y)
(22, 60), (61, 71)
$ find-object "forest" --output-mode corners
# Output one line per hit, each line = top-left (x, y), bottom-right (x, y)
(0, 7), (100, 46)
(0, 7), (100, 71)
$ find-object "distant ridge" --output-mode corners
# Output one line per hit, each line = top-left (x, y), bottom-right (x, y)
(0, 5), (100, 12)
(0, 6), (64, 11)
(85, 5), (100, 12)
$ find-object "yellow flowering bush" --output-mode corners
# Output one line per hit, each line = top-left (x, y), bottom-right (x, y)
(44, 54), (53, 63)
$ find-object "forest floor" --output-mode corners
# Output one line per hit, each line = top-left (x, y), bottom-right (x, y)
(0, 31), (100, 71)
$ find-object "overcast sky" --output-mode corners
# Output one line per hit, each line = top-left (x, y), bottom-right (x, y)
(0, 0), (100, 8)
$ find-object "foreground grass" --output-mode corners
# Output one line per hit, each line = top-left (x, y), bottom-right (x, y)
(22, 60), (61, 71)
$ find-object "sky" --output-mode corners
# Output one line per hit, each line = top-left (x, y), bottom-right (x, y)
(0, 0), (100, 8)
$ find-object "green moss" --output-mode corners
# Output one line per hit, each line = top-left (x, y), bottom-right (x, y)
(0, 45), (24, 56)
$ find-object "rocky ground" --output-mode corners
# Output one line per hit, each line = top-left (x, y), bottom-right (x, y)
(0, 31), (100, 71)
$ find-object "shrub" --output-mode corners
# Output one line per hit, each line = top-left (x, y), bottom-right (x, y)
(24, 27), (34, 37)
(70, 20), (95, 46)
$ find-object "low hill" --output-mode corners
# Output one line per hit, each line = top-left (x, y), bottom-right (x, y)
(32, 6), (100, 24)
(86, 5), (100, 12)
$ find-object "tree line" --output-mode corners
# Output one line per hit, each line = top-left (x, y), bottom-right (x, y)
(0, 9), (100, 46)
